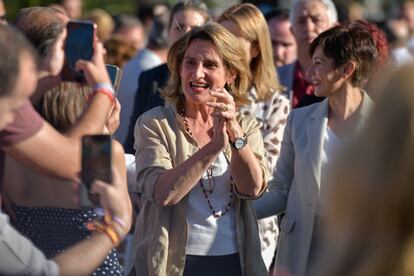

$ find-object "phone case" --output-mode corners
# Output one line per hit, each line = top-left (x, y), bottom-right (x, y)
(79, 134), (112, 208)
(61, 20), (96, 83)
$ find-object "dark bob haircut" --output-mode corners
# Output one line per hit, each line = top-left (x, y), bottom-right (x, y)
(309, 21), (378, 87)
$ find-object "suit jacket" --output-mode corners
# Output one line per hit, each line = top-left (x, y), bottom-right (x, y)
(255, 93), (374, 276)
(278, 61), (324, 108)
(123, 63), (169, 154)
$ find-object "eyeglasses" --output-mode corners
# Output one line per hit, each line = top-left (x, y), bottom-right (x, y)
(175, 19), (184, 32)
(174, 19), (203, 32)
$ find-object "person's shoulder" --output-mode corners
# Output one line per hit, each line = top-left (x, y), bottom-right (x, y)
(277, 62), (295, 76)
(142, 63), (168, 75)
(137, 105), (172, 125)
(291, 100), (327, 122)
(140, 105), (169, 118)
(139, 63), (168, 81)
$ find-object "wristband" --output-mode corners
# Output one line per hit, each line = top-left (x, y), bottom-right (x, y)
(86, 212), (126, 247)
(93, 83), (115, 94)
(112, 216), (127, 229)
(88, 88), (115, 104)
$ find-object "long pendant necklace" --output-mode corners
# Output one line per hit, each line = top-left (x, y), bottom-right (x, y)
(179, 107), (233, 218)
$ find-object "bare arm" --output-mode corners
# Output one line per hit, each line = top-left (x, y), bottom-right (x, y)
(53, 232), (114, 275)
(54, 164), (131, 275)
(3, 43), (113, 181)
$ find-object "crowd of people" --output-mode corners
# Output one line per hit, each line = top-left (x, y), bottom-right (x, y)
(1, 0), (414, 275)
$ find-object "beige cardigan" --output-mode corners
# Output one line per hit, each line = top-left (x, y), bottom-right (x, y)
(130, 104), (270, 276)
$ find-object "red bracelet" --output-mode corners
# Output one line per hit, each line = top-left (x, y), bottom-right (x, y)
(88, 88), (115, 104)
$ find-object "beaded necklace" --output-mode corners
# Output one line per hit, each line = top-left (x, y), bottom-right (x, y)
(179, 107), (233, 218)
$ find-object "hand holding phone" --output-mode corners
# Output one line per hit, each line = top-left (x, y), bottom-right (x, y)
(62, 20), (96, 83)
(80, 134), (112, 208)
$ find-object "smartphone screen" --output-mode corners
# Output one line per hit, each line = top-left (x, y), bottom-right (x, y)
(62, 20), (95, 83)
(106, 64), (122, 96)
(80, 134), (112, 208)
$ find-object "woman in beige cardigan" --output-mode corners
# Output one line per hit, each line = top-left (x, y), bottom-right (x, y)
(131, 23), (269, 276)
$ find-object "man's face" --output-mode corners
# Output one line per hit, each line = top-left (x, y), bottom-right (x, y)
(0, 52), (38, 130)
(0, 0), (6, 25)
(116, 25), (145, 50)
(291, 1), (332, 49)
(268, 18), (297, 67)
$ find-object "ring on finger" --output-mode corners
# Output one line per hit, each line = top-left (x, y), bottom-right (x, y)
(223, 104), (229, 112)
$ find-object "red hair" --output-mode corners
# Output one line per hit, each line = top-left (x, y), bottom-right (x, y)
(352, 20), (390, 67)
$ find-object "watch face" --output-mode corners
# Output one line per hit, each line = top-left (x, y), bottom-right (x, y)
(235, 137), (246, 149)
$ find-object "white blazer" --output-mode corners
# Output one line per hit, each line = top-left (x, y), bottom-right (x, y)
(255, 93), (374, 276)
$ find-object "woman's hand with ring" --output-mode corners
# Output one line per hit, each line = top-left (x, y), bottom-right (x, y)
(206, 87), (244, 142)
(206, 87), (235, 120)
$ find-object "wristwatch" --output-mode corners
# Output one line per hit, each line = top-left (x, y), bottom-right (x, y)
(231, 134), (248, 150)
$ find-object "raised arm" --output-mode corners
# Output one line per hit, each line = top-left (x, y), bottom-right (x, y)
(54, 166), (131, 275)
(207, 89), (269, 199)
(134, 112), (222, 207)
(3, 43), (114, 181)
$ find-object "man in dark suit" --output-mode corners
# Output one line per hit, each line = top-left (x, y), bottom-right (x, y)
(123, 1), (210, 153)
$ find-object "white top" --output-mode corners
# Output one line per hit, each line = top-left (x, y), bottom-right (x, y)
(318, 127), (346, 216)
(186, 152), (238, 256)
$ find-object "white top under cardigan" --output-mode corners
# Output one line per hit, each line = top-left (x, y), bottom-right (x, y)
(186, 152), (238, 256)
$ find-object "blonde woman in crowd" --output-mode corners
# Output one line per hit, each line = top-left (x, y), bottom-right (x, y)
(323, 64), (414, 276)
(217, 3), (290, 270)
(131, 23), (269, 276)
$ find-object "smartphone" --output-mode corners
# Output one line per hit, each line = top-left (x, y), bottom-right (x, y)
(79, 134), (112, 208)
(62, 20), (96, 83)
(106, 64), (122, 96)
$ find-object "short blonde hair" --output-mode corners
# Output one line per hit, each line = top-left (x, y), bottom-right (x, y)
(162, 22), (251, 107)
(218, 3), (282, 101)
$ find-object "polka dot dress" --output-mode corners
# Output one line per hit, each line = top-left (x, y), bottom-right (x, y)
(11, 204), (123, 275)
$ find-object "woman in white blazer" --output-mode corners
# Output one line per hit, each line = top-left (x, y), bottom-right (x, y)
(254, 21), (379, 276)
